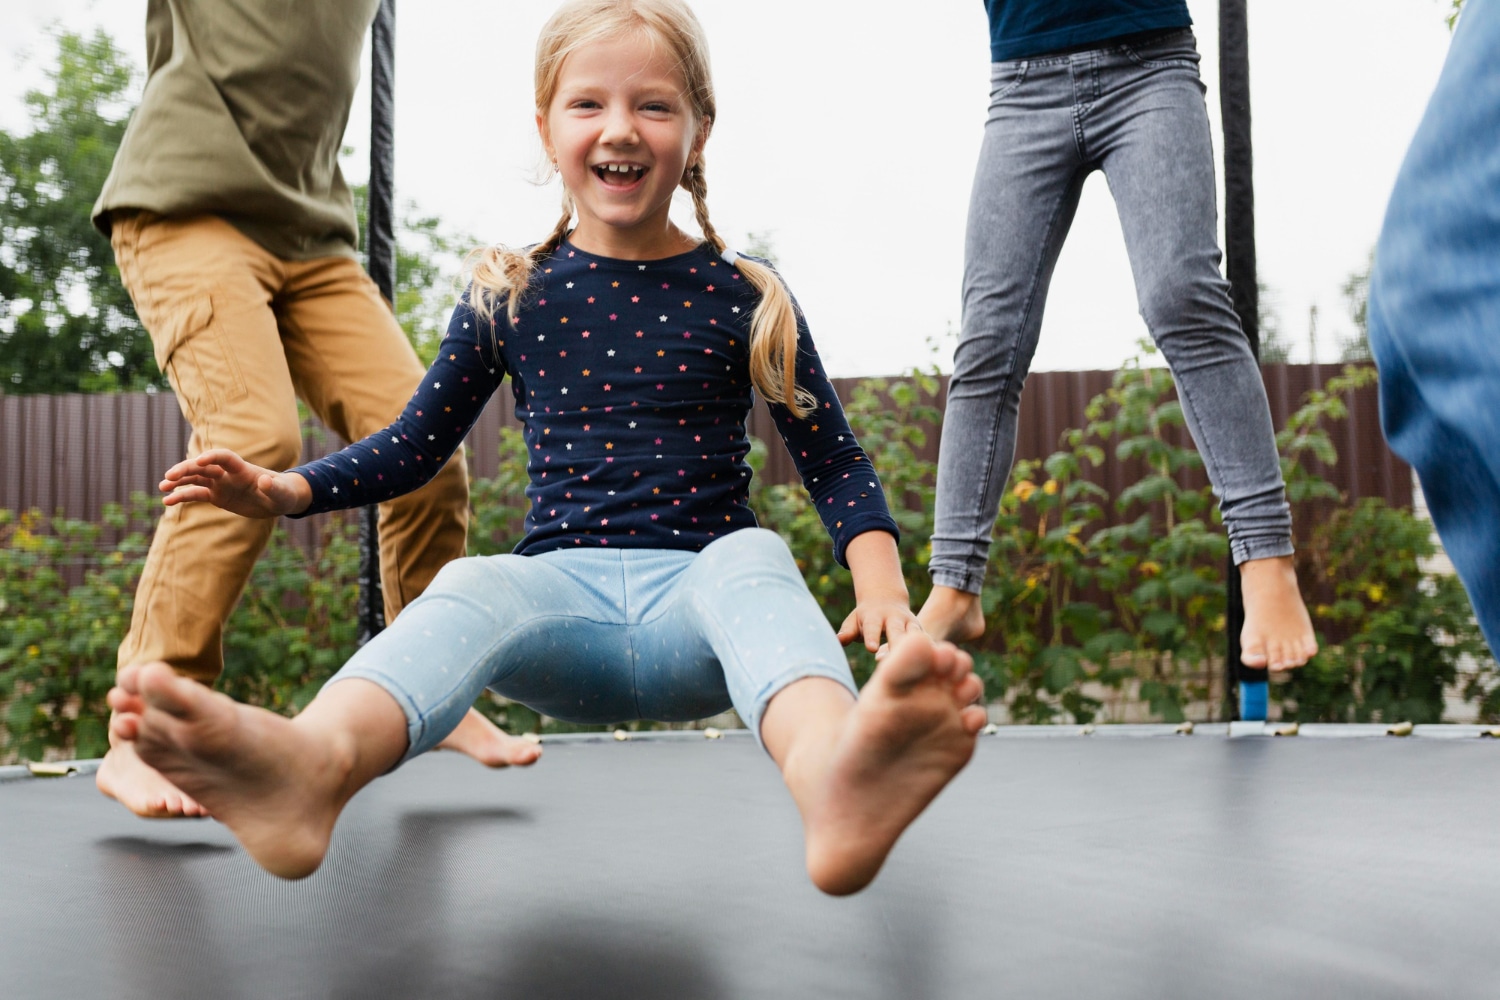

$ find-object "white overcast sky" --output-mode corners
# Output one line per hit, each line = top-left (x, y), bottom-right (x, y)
(2, 0), (1456, 377)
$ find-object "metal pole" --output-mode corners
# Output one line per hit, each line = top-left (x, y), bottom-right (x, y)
(1219, 0), (1267, 720)
(359, 0), (397, 645)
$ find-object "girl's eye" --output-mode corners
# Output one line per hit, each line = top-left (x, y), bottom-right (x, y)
(642, 102), (672, 113)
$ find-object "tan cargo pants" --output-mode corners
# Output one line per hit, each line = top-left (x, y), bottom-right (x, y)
(111, 212), (470, 682)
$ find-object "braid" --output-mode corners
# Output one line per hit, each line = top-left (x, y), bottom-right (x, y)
(533, 194), (575, 264)
(685, 163), (725, 254)
(465, 194), (574, 368)
(686, 161), (812, 418)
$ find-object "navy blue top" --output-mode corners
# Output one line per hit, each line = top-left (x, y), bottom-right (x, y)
(291, 241), (898, 567)
(984, 0), (1191, 61)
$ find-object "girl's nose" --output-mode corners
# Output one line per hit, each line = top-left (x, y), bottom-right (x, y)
(599, 107), (638, 145)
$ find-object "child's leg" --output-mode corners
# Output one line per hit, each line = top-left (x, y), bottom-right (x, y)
(109, 664), (406, 880)
(109, 552), (632, 878)
(924, 60), (1090, 643)
(647, 530), (986, 895)
(759, 638), (986, 897)
(1098, 47), (1315, 670)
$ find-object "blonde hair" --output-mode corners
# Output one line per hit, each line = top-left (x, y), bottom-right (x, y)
(466, 0), (813, 417)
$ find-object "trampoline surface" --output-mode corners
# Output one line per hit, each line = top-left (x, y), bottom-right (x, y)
(4, 728), (1499, 999)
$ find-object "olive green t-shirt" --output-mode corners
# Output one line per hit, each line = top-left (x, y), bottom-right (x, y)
(92, 0), (379, 261)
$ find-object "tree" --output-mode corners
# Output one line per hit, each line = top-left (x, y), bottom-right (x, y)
(1338, 250), (1373, 362)
(0, 30), (157, 394)
(1256, 280), (1293, 363)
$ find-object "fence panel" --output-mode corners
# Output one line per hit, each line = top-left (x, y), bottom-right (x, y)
(1, 364), (1410, 532)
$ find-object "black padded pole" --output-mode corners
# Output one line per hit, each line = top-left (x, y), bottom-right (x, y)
(359, 0), (397, 645)
(1219, 0), (1266, 718)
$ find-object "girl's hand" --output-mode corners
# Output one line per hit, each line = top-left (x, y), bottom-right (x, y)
(160, 449), (312, 518)
(838, 596), (920, 653)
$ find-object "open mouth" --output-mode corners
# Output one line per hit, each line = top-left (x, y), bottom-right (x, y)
(593, 163), (648, 187)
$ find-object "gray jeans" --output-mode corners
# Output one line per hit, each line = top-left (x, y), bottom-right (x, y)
(931, 29), (1293, 594)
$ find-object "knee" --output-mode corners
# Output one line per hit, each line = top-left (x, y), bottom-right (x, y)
(1140, 281), (1251, 362)
(238, 419), (304, 473)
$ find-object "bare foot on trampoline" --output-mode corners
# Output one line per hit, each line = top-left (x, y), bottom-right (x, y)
(791, 634), (986, 896)
(109, 662), (360, 880)
(1239, 555), (1318, 671)
(916, 585), (986, 644)
(96, 737), (210, 819)
(436, 708), (541, 768)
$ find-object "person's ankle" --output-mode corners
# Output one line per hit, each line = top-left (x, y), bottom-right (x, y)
(1239, 554), (1295, 579)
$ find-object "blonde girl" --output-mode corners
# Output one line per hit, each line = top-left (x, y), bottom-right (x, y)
(110, 0), (986, 897)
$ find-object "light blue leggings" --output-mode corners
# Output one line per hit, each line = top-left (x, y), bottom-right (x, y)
(327, 529), (858, 763)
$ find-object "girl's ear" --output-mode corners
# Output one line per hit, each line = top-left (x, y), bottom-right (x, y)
(536, 112), (555, 167)
(689, 116), (713, 169)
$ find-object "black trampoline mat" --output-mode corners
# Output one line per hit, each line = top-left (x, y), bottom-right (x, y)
(4, 733), (1499, 999)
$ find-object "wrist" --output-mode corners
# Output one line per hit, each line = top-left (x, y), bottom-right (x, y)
(283, 472), (313, 515)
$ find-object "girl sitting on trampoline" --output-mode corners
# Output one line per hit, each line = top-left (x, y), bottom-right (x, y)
(107, 0), (987, 896)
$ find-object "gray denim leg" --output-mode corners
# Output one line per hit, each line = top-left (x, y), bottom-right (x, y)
(932, 32), (1294, 594)
(931, 58), (1091, 593)
(1094, 32), (1293, 563)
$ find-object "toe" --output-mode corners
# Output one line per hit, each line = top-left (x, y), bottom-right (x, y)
(116, 663), (145, 694)
(960, 705), (989, 733)
(139, 663), (201, 719)
(110, 712), (141, 741)
(954, 673), (984, 706)
(108, 686), (146, 715)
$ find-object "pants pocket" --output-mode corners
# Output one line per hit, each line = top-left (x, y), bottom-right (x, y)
(158, 296), (249, 422)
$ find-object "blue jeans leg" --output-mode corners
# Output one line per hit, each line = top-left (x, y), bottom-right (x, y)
(1368, 0), (1500, 654)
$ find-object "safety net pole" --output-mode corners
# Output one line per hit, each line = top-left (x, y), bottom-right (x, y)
(359, 0), (397, 645)
(1219, 0), (1268, 719)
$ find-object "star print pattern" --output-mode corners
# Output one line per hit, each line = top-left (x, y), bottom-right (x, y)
(292, 240), (897, 566)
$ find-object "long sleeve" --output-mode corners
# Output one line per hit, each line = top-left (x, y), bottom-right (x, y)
(289, 298), (507, 515)
(765, 309), (899, 567)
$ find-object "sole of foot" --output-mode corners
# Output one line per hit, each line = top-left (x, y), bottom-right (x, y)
(95, 738), (211, 819)
(111, 662), (352, 880)
(1239, 556), (1318, 671)
(436, 707), (543, 768)
(803, 634), (986, 896)
(916, 586), (986, 644)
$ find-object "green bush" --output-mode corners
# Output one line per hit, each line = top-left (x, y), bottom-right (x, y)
(0, 506), (135, 761)
(0, 498), (364, 763)
(3, 361), (1495, 763)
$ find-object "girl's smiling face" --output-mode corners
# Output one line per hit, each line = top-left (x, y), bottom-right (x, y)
(539, 30), (708, 260)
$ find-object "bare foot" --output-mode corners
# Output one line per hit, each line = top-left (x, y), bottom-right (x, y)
(1239, 555), (1318, 671)
(916, 585), (986, 643)
(108, 662), (372, 880)
(436, 708), (542, 768)
(96, 737), (211, 819)
(791, 634), (986, 896)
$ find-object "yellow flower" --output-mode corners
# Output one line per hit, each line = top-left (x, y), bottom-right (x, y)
(1366, 583), (1386, 603)
(1012, 480), (1037, 502)
(1042, 479), (1059, 495)
(27, 645), (40, 657)
(1139, 560), (1162, 577)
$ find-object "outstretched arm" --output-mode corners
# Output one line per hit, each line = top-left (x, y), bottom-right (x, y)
(836, 529), (917, 652)
(160, 449), (312, 518)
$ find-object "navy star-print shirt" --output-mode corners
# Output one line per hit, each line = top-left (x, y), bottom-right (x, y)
(291, 241), (899, 567)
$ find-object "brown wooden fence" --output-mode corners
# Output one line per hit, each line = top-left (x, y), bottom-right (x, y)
(1, 364), (1409, 543)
